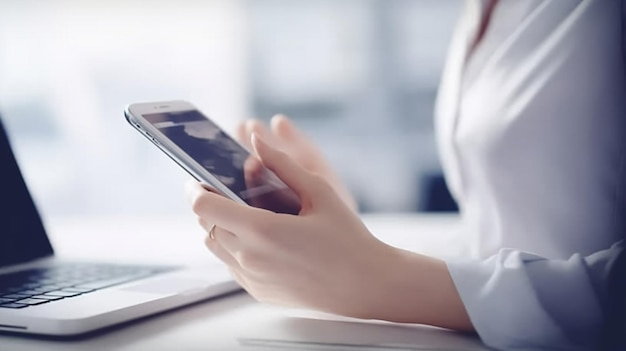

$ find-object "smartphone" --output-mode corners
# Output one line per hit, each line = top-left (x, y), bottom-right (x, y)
(125, 100), (301, 215)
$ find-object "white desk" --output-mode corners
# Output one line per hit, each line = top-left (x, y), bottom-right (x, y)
(0, 214), (487, 350)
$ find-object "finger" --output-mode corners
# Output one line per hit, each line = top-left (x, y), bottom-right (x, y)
(270, 114), (300, 141)
(251, 133), (322, 202)
(211, 225), (243, 260)
(208, 226), (264, 282)
(228, 267), (250, 291)
(246, 119), (279, 148)
(236, 120), (252, 150)
(271, 115), (320, 170)
(197, 216), (219, 235)
(271, 115), (316, 151)
(187, 181), (268, 235)
(243, 156), (264, 181)
(184, 179), (218, 203)
(240, 119), (276, 155)
(203, 227), (241, 269)
(184, 179), (198, 204)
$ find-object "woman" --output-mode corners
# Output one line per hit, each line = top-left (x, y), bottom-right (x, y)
(186, 1), (625, 349)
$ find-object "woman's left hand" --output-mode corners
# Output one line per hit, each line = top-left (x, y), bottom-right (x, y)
(185, 134), (398, 318)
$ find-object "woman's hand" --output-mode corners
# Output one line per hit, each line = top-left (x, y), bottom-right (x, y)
(187, 133), (387, 317)
(236, 115), (357, 212)
(185, 134), (473, 331)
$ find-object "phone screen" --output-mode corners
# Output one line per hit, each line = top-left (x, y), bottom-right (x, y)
(143, 110), (301, 215)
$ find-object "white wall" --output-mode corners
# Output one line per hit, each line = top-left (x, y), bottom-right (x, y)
(0, 0), (249, 215)
(0, 0), (462, 216)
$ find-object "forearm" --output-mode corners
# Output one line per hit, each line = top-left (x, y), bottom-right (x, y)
(356, 245), (474, 331)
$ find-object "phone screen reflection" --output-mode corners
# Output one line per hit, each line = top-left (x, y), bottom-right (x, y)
(144, 110), (301, 215)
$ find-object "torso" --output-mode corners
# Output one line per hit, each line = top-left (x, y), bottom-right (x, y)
(436, 0), (626, 258)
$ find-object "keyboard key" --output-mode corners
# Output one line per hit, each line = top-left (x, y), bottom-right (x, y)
(36, 285), (65, 292)
(43, 291), (81, 298)
(30, 295), (64, 301)
(2, 294), (31, 300)
(0, 303), (28, 309)
(62, 287), (95, 293)
(0, 287), (23, 295)
(14, 298), (49, 306)
(0, 263), (173, 309)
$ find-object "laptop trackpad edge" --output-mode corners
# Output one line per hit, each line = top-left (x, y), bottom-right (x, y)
(122, 277), (211, 295)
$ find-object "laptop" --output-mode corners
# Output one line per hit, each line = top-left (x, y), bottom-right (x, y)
(0, 116), (240, 336)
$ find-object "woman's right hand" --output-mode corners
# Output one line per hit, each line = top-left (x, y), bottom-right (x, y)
(237, 115), (357, 212)
(186, 134), (472, 331)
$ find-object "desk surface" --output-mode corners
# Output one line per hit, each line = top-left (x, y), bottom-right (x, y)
(0, 213), (486, 351)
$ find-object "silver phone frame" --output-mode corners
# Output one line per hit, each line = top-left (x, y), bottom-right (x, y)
(124, 100), (248, 206)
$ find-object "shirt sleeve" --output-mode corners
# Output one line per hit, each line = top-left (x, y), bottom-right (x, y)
(446, 240), (625, 350)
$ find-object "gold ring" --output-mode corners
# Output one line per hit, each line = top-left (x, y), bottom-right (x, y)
(209, 224), (217, 240)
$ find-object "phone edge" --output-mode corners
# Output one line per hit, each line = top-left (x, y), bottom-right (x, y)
(123, 102), (248, 207)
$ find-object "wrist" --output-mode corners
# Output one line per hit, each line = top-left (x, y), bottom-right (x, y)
(355, 244), (473, 331)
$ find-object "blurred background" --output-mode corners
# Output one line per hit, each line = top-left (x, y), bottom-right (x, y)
(0, 0), (461, 217)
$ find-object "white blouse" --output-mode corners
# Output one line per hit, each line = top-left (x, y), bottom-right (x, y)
(437, 0), (625, 260)
(438, 0), (626, 349)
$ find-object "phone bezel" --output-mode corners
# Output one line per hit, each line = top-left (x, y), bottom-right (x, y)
(124, 100), (248, 206)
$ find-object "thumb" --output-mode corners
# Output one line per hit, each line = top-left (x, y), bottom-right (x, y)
(251, 133), (318, 200)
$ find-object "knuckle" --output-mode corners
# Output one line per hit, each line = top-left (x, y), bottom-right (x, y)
(310, 174), (332, 193)
(237, 250), (266, 272)
(190, 192), (209, 215)
(251, 216), (277, 240)
(268, 146), (288, 162)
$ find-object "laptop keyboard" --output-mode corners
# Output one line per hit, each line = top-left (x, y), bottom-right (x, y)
(0, 263), (174, 309)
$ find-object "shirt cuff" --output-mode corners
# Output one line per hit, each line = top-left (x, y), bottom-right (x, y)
(446, 248), (609, 350)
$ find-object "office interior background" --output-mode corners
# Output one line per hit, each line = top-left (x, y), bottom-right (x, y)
(0, 0), (461, 216)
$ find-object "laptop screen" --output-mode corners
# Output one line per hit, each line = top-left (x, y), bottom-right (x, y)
(0, 117), (54, 267)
